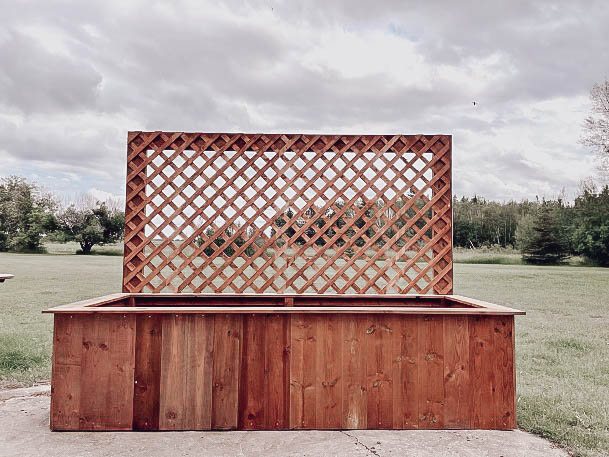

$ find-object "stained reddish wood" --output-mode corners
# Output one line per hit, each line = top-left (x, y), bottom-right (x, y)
(470, 316), (496, 429)
(50, 315), (83, 430)
(211, 314), (242, 429)
(417, 315), (445, 429)
(341, 315), (367, 429)
(443, 316), (471, 428)
(122, 132), (453, 295)
(78, 314), (136, 430)
(159, 315), (214, 430)
(494, 316), (516, 429)
(399, 316), (419, 428)
(133, 314), (162, 430)
(49, 131), (523, 433)
(365, 315), (394, 429)
(239, 314), (289, 430)
(50, 303), (518, 431)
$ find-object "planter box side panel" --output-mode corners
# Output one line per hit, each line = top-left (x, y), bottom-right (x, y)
(51, 314), (136, 431)
(50, 312), (515, 431)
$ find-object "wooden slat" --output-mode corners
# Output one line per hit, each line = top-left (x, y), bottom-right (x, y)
(211, 314), (242, 429)
(494, 316), (516, 429)
(301, 314), (319, 428)
(469, 316), (496, 428)
(133, 314), (163, 430)
(399, 316), (420, 428)
(265, 313), (289, 429)
(417, 315), (445, 429)
(159, 315), (214, 430)
(443, 315), (471, 428)
(78, 314), (136, 430)
(319, 314), (342, 429)
(239, 314), (288, 429)
(50, 315), (83, 430)
(341, 315), (367, 429)
(239, 315), (265, 429)
(365, 315), (394, 429)
(289, 314), (306, 429)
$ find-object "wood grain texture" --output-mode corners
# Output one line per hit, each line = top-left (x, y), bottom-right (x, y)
(211, 314), (242, 429)
(239, 314), (289, 429)
(50, 311), (516, 431)
(417, 315), (445, 429)
(78, 314), (135, 430)
(443, 315), (471, 428)
(159, 315), (214, 430)
(342, 315), (367, 429)
(133, 314), (162, 430)
(50, 315), (83, 430)
(123, 132), (453, 295)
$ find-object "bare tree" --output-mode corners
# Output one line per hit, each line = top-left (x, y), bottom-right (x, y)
(582, 79), (609, 179)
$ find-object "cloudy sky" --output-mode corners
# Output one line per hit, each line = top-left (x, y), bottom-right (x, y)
(1, 0), (608, 203)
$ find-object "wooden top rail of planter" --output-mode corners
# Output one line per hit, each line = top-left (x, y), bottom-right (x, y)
(46, 132), (524, 432)
(44, 292), (524, 315)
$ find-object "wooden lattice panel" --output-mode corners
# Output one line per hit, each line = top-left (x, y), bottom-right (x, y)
(123, 132), (452, 294)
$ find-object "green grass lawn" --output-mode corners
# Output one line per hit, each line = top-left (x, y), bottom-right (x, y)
(0, 252), (608, 456)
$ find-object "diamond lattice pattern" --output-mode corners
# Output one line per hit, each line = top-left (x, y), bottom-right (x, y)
(123, 133), (452, 294)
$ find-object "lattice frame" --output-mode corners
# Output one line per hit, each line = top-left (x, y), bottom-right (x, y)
(123, 132), (452, 294)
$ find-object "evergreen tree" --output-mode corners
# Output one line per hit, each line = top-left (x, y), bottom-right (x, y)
(518, 202), (569, 264)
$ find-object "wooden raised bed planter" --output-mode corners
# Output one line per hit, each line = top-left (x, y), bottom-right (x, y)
(46, 294), (522, 431)
(46, 133), (524, 431)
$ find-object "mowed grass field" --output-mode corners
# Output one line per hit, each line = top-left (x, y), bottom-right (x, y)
(0, 250), (608, 456)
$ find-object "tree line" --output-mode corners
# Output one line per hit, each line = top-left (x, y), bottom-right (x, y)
(0, 176), (124, 254)
(2, 174), (609, 266)
(454, 184), (609, 265)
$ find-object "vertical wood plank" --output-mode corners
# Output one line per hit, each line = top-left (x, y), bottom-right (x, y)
(342, 315), (367, 429)
(79, 314), (136, 430)
(159, 314), (214, 430)
(265, 313), (288, 429)
(50, 314), (83, 430)
(133, 314), (162, 430)
(469, 316), (496, 428)
(211, 314), (242, 429)
(365, 315), (394, 429)
(399, 316), (419, 428)
(302, 314), (318, 428)
(239, 314), (265, 429)
(319, 314), (342, 429)
(418, 315), (445, 429)
(289, 313), (306, 429)
(443, 315), (471, 428)
(494, 316), (516, 429)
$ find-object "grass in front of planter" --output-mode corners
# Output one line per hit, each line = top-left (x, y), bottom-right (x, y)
(0, 252), (608, 456)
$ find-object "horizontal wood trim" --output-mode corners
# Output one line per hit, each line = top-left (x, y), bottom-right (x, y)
(44, 294), (524, 315)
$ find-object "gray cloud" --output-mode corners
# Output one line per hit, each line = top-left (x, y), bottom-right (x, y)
(0, 0), (607, 201)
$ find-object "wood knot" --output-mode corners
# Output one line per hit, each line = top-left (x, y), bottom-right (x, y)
(322, 378), (338, 387)
(424, 352), (439, 361)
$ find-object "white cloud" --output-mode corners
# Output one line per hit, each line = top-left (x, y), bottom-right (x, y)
(0, 0), (607, 202)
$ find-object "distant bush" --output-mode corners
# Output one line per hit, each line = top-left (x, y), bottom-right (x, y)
(571, 185), (609, 266)
(0, 176), (56, 252)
